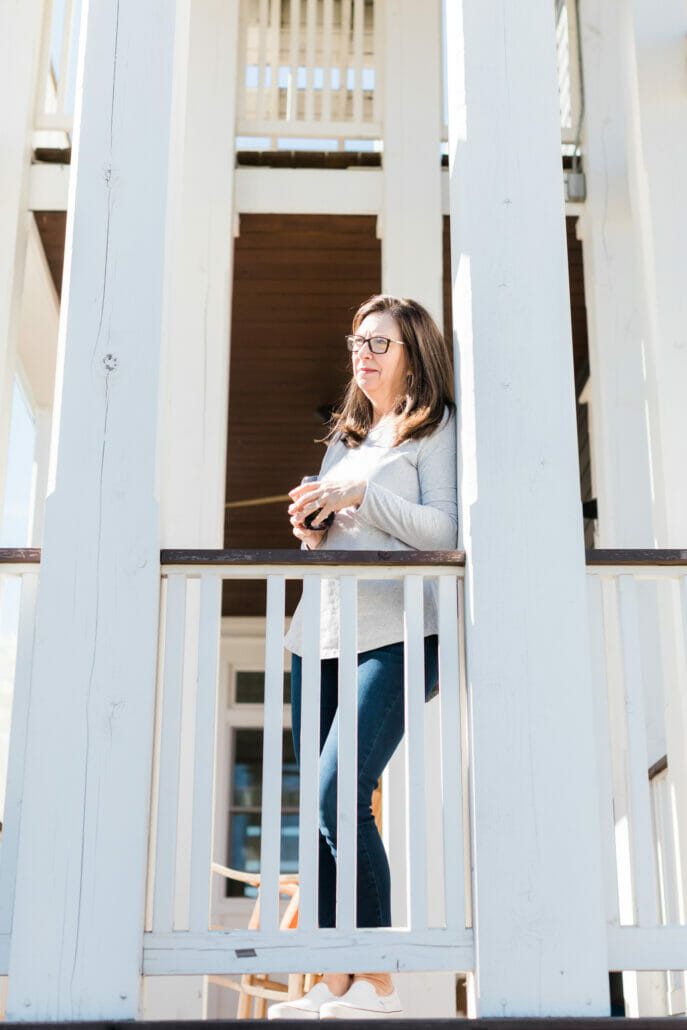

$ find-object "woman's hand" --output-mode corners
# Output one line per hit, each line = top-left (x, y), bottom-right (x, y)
(288, 479), (367, 529)
(290, 520), (327, 550)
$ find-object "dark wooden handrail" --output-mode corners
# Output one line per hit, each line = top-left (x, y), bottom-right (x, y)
(3, 547), (687, 567)
(160, 549), (466, 566)
(0, 548), (41, 564)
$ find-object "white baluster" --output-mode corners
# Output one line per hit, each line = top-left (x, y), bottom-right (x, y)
(297, 574), (321, 931)
(351, 0), (364, 126)
(403, 574), (427, 931)
(321, 0), (334, 122)
(618, 574), (658, 927)
(338, 0), (352, 121)
(269, 0), (282, 120)
(304, 0), (316, 122)
(152, 574), (188, 933)
(256, 0), (269, 121)
(586, 573), (621, 926)
(437, 575), (465, 932)
(0, 573), (38, 934)
(55, 0), (76, 118)
(188, 572), (222, 932)
(336, 575), (358, 931)
(258, 574), (286, 934)
(287, 0), (300, 121)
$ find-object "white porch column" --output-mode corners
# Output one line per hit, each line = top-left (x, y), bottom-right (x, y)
(6, 0), (179, 1020)
(620, 0), (687, 545)
(381, 0), (443, 319)
(0, 0), (46, 524)
(576, 0), (655, 547)
(446, 1), (609, 1015)
(157, 0), (239, 548)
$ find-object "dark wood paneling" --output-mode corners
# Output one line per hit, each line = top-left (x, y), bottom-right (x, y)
(33, 211), (67, 297)
(224, 214), (382, 615)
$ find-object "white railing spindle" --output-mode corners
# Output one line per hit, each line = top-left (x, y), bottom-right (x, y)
(403, 574), (427, 931)
(338, 0), (352, 121)
(255, 0), (269, 121)
(269, 0), (282, 121)
(437, 575), (465, 932)
(304, 0), (317, 122)
(258, 574), (286, 934)
(152, 574), (187, 933)
(188, 572), (222, 932)
(617, 574), (658, 927)
(321, 0), (334, 122)
(0, 573), (39, 935)
(586, 573), (621, 925)
(336, 575), (358, 931)
(287, 0), (301, 122)
(297, 574), (322, 931)
(351, 0), (364, 125)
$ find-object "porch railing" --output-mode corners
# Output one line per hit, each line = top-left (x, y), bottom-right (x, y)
(586, 550), (687, 1002)
(0, 548), (685, 999)
(144, 550), (471, 975)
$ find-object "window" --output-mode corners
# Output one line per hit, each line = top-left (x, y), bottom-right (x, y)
(226, 725), (299, 898)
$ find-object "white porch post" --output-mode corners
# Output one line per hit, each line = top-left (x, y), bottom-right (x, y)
(576, 0), (655, 548)
(381, 0), (443, 318)
(144, 1), (239, 1018)
(158, 0), (239, 548)
(0, 0), (45, 523)
(446, 1), (609, 1015)
(620, 0), (687, 545)
(6, 0), (179, 1020)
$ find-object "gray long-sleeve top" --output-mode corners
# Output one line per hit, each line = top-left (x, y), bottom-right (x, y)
(284, 408), (458, 658)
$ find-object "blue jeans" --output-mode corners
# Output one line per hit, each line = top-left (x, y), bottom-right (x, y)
(290, 635), (439, 929)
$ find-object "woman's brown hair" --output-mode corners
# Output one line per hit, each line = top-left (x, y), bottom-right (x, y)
(327, 294), (455, 448)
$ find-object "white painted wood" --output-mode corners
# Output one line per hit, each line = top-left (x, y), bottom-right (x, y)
(303, 0), (316, 122)
(255, 0), (269, 121)
(297, 575), (321, 931)
(189, 573), (222, 933)
(607, 925), (687, 970)
(158, 0), (240, 549)
(0, 0), (46, 525)
(351, 0), (364, 125)
(336, 575), (357, 931)
(446, 0), (609, 1014)
(437, 576), (465, 932)
(619, 0), (687, 547)
(321, 0), (334, 122)
(28, 162), (71, 211)
(152, 575), (187, 933)
(162, 561), (463, 580)
(6, 2), (180, 1016)
(287, 0), (300, 121)
(268, 0), (281, 121)
(585, 574), (621, 925)
(338, 0), (352, 121)
(617, 574), (658, 927)
(0, 573), (38, 936)
(143, 928), (474, 975)
(257, 574), (286, 934)
(402, 575), (427, 931)
(576, 0), (656, 548)
(381, 0), (443, 323)
(235, 167), (382, 215)
(663, 575), (687, 923)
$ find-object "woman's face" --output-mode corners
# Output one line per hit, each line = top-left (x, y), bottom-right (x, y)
(351, 311), (409, 413)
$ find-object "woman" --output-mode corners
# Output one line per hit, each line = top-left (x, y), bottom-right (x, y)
(268, 295), (457, 1020)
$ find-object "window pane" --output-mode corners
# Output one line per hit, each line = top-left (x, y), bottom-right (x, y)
(231, 728), (298, 808)
(226, 813), (300, 898)
(235, 670), (292, 705)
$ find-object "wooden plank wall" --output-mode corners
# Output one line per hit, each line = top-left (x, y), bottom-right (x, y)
(223, 214), (382, 615)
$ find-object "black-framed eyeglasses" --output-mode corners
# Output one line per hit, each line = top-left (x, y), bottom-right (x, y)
(345, 335), (405, 355)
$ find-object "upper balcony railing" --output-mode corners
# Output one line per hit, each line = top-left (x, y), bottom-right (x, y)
(31, 0), (582, 155)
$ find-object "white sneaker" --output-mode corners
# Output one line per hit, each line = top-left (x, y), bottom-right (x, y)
(268, 982), (340, 1020)
(319, 980), (403, 1019)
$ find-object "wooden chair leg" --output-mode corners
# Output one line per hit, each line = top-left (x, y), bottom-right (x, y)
(236, 974), (254, 1019)
(254, 995), (268, 1019)
(287, 972), (304, 1000)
